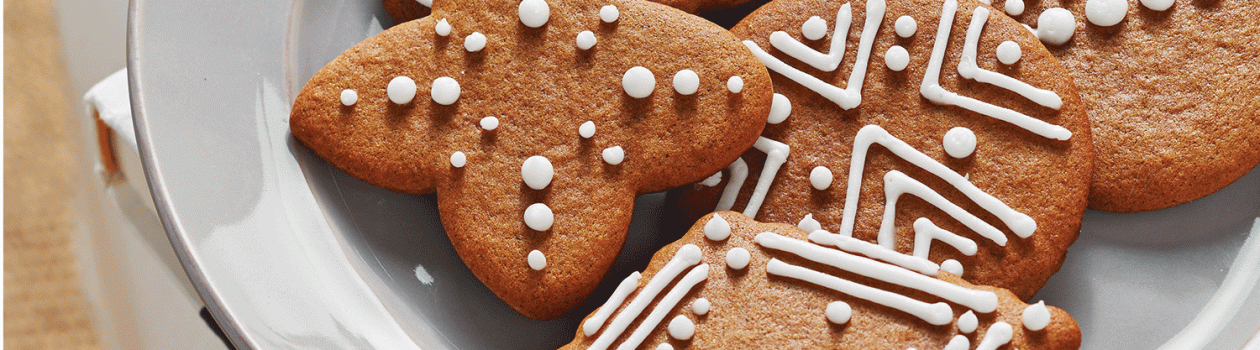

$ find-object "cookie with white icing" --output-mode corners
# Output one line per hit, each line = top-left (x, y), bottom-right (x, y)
(983, 0), (1260, 212)
(290, 0), (773, 319)
(563, 212), (1082, 350)
(385, 0), (763, 25)
(669, 0), (1093, 300)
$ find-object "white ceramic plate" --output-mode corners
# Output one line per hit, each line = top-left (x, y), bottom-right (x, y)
(129, 0), (1260, 349)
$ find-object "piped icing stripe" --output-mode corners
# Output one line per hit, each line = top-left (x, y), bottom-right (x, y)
(583, 272), (643, 336)
(589, 245), (703, 350)
(615, 264), (711, 350)
(758, 232), (999, 313)
(958, 7), (1063, 109)
(715, 158), (749, 212)
(809, 230), (941, 276)
(881, 170), (1006, 249)
(918, 0), (1072, 141)
(943, 335), (971, 350)
(742, 137), (791, 218)
(766, 258), (955, 325)
(975, 321), (1014, 350)
(912, 217), (979, 259)
(768, 3), (853, 72)
(741, 0), (885, 110)
(834, 125), (1035, 241)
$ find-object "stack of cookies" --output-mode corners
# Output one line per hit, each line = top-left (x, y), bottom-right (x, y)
(288, 0), (1258, 348)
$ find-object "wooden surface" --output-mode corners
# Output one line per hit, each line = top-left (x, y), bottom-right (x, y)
(4, 0), (103, 348)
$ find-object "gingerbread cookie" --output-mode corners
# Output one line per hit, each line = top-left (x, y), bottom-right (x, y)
(386, 0), (762, 25)
(290, 0), (773, 319)
(563, 212), (1081, 349)
(669, 0), (1093, 300)
(983, 0), (1260, 212)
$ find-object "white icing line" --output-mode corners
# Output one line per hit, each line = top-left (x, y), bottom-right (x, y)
(760, 231), (999, 313)
(958, 7), (1063, 109)
(616, 264), (710, 350)
(743, 137), (791, 218)
(766, 258), (954, 325)
(809, 230), (941, 276)
(919, 0), (1072, 140)
(590, 245), (703, 350)
(975, 321), (1014, 350)
(912, 217), (979, 258)
(584, 272), (643, 336)
(743, 0), (884, 110)
(715, 158), (748, 212)
(769, 3), (853, 72)
(881, 170), (1006, 248)
(834, 125), (1036, 240)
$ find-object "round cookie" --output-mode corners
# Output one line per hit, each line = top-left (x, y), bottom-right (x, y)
(386, 0), (763, 25)
(985, 0), (1260, 212)
(290, 0), (773, 319)
(669, 0), (1093, 300)
(563, 212), (1082, 350)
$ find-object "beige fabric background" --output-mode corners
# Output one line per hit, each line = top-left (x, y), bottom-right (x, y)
(4, 0), (103, 348)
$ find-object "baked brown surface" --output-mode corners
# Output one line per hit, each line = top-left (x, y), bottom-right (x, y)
(669, 0), (1093, 300)
(562, 212), (1082, 350)
(989, 0), (1260, 212)
(382, 0), (432, 26)
(290, 0), (772, 319)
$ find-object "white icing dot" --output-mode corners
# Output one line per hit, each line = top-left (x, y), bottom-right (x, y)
(1006, 0), (1026, 16)
(579, 121), (596, 138)
(699, 172), (722, 187)
(895, 16), (917, 38)
(673, 69), (700, 95)
(464, 32), (486, 52)
(798, 214), (822, 233)
(1141, 0), (1174, 11)
(726, 76), (744, 93)
(692, 298), (711, 315)
(450, 151), (467, 168)
(431, 77), (460, 105)
(622, 67), (655, 98)
(601, 146), (625, 165)
(943, 127), (977, 158)
(480, 116), (499, 130)
(528, 249), (547, 270)
(940, 259), (964, 277)
(825, 301), (852, 324)
(1023, 301), (1051, 331)
(518, 0), (550, 28)
(996, 41), (1022, 65)
(1085, 0), (1127, 26)
(524, 203), (554, 231)
(704, 214), (731, 241)
(576, 30), (597, 50)
(435, 18), (451, 36)
(958, 310), (978, 333)
(521, 156), (554, 190)
(416, 0), (433, 7)
(600, 5), (619, 23)
(655, 344), (673, 350)
(1036, 8), (1077, 46)
(340, 89), (358, 106)
(885, 45), (910, 72)
(667, 315), (695, 340)
(387, 76), (417, 104)
(768, 93), (791, 124)
(725, 248), (751, 270)
(810, 166), (833, 190)
(801, 16), (828, 41)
